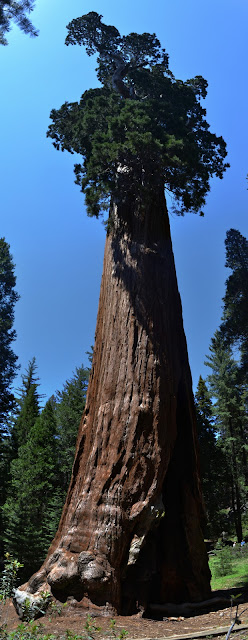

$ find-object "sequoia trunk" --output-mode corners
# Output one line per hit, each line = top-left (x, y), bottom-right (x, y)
(19, 189), (211, 614)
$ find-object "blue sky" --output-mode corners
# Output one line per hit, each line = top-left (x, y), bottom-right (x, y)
(1, 0), (248, 401)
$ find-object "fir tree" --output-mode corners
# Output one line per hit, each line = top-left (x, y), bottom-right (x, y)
(3, 359), (41, 570)
(0, 238), (19, 560)
(54, 364), (89, 509)
(3, 362), (89, 573)
(195, 376), (230, 538)
(205, 332), (248, 541)
(12, 357), (40, 452)
(220, 229), (248, 376)
(0, 238), (19, 431)
(3, 399), (58, 578)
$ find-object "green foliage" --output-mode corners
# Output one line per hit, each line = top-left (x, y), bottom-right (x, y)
(0, 238), (19, 428)
(63, 618), (127, 640)
(0, 614), (129, 640)
(3, 398), (58, 577)
(54, 364), (89, 499)
(0, 1), (38, 46)
(47, 12), (228, 218)
(195, 376), (228, 538)
(2, 621), (55, 640)
(109, 622), (128, 640)
(20, 592), (51, 622)
(0, 239), (19, 558)
(13, 358), (41, 451)
(0, 553), (23, 603)
(220, 229), (248, 376)
(47, 601), (67, 621)
(213, 544), (233, 578)
(1, 359), (89, 576)
(83, 615), (101, 640)
(205, 331), (248, 541)
(209, 545), (248, 590)
(117, 632), (128, 640)
(199, 229), (248, 544)
(3, 361), (44, 576)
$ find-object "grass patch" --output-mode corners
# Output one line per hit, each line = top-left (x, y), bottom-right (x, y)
(209, 546), (248, 590)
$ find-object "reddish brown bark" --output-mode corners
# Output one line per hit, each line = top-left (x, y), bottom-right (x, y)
(20, 189), (211, 614)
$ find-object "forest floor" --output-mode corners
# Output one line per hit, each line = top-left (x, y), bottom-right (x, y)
(2, 588), (248, 640)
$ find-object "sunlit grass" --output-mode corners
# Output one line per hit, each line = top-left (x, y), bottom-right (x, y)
(209, 548), (248, 591)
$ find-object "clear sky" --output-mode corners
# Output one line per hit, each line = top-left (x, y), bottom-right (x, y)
(1, 0), (248, 401)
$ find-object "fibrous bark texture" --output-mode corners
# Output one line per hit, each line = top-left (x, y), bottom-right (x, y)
(19, 189), (211, 615)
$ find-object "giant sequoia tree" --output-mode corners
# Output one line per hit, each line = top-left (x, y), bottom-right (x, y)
(17, 13), (229, 615)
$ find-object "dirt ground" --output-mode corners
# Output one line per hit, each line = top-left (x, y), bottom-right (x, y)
(2, 590), (248, 640)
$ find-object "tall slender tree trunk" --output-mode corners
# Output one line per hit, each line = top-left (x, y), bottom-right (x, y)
(18, 188), (211, 614)
(229, 419), (243, 542)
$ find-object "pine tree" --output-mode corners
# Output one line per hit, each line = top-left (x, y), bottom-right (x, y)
(44, 365), (90, 535)
(3, 362), (89, 575)
(3, 400), (58, 578)
(220, 229), (248, 376)
(3, 359), (41, 570)
(205, 332), (248, 541)
(0, 1), (38, 45)
(195, 376), (230, 538)
(55, 364), (89, 497)
(12, 357), (40, 452)
(0, 238), (19, 431)
(0, 238), (19, 560)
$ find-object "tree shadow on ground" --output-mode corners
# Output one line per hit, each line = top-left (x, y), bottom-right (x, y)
(145, 587), (248, 619)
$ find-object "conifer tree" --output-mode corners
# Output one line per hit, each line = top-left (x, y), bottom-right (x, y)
(195, 376), (230, 538)
(49, 364), (89, 533)
(3, 358), (41, 571)
(47, 12), (228, 218)
(3, 362), (89, 574)
(0, 1), (38, 45)
(4, 399), (58, 578)
(12, 357), (40, 453)
(205, 332), (248, 541)
(55, 365), (89, 492)
(220, 229), (248, 376)
(18, 12), (229, 613)
(0, 238), (19, 560)
(0, 238), (19, 431)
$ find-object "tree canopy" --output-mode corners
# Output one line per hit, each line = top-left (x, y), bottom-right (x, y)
(47, 11), (229, 219)
(1, 360), (89, 575)
(205, 331), (248, 541)
(0, 238), (19, 429)
(220, 229), (248, 374)
(195, 376), (228, 538)
(0, 1), (38, 45)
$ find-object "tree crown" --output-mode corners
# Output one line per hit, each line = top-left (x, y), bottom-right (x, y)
(220, 229), (248, 373)
(47, 12), (229, 218)
(0, 238), (19, 427)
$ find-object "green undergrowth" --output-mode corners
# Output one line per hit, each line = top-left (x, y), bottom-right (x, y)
(0, 617), (128, 640)
(209, 545), (248, 590)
